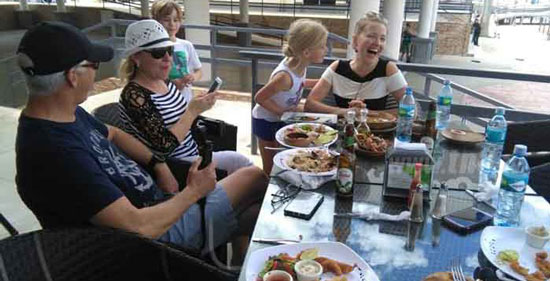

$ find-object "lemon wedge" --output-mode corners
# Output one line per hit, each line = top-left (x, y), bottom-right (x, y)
(299, 248), (319, 260)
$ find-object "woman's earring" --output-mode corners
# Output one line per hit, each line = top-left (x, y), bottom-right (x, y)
(354, 48), (358, 53)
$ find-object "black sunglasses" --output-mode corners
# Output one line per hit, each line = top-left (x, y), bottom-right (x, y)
(79, 62), (100, 70)
(144, 46), (174, 59)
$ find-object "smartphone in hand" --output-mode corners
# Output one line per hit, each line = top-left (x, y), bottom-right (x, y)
(207, 77), (223, 94)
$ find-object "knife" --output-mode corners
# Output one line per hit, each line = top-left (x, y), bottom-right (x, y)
(465, 189), (497, 210)
(252, 238), (301, 245)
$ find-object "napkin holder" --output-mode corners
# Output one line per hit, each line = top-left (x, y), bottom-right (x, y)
(382, 143), (434, 200)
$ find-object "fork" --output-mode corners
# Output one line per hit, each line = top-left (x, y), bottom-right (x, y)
(451, 258), (467, 281)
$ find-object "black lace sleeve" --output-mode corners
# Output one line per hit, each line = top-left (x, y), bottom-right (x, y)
(119, 82), (180, 157)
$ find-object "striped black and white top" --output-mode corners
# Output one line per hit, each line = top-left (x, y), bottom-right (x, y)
(320, 59), (407, 110)
(119, 81), (198, 160)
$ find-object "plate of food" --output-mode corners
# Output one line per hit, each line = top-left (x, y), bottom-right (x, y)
(367, 112), (397, 130)
(355, 132), (390, 158)
(281, 112), (338, 124)
(480, 226), (550, 281)
(441, 128), (484, 144)
(273, 148), (338, 177)
(245, 242), (380, 281)
(276, 123), (338, 148)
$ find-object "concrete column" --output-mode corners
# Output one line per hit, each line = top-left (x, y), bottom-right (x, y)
(481, 0), (493, 36)
(184, 0), (211, 81)
(382, 0), (405, 60)
(430, 0), (440, 32)
(57, 0), (66, 13)
(240, 0), (249, 24)
(418, 0), (434, 39)
(347, 0), (380, 58)
(19, 0), (28, 11)
(140, 0), (149, 18)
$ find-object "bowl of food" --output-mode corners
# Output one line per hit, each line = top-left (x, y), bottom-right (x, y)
(294, 260), (322, 281)
(284, 132), (314, 147)
(367, 112), (397, 130)
(525, 225), (550, 249)
(355, 132), (389, 157)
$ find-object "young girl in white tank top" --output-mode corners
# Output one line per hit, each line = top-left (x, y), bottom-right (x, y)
(252, 19), (328, 174)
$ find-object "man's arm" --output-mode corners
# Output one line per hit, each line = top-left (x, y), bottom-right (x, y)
(107, 125), (178, 193)
(91, 158), (216, 239)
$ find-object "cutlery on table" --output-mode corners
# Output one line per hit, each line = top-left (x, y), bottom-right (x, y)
(450, 258), (467, 281)
(252, 237), (302, 245)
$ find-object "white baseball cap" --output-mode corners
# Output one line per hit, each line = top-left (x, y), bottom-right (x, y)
(123, 19), (176, 57)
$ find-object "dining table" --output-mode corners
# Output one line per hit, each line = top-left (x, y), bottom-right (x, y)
(238, 125), (550, 281)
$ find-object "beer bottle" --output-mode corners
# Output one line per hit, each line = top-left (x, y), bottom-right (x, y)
(425, 101), (437, 139)
(337, 110), (356, 197)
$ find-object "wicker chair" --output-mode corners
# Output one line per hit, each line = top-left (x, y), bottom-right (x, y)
(504, 119), (550, 155)
(0, 227), (237, 281)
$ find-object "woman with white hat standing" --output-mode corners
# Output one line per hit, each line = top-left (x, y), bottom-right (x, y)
(118, 19), (267, 262)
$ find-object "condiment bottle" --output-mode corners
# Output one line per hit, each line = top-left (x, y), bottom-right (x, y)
(336, 110), (356, 197)
(356, 108), (371, 135)
(408, 163), (423, 208)
(410, 184), (424, 223)
(431, 182), (448, 219)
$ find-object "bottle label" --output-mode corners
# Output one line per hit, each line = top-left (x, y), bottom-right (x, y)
(438, 96), (452, 106)
(501, 172), (528, 192)
(398, 104), (415, 118)
(343, 136), (355, 148)
(337, 168), (353, 194)
(486, 127), (506, 143)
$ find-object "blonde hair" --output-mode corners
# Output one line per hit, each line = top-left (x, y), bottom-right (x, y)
(283, 19), (328, 60)
(151, 0), (182, 21)
(354, 11), (388, 35)
(119, 58), (137, 82)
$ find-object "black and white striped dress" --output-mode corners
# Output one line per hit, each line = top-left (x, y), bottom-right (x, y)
(320, 59), (407, 110)
(119, 81), (198, 159)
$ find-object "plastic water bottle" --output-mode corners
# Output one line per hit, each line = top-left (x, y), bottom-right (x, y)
(478, 107), (507, 189)
(494, 144), (530, 227)
(436, 80), (453, 130)
(396, 87), (415, 142)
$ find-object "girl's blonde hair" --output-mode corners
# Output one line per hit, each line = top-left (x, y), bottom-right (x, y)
(354, 11), (388, 35)
(119, 58), (137, 82)
(283, 19), (328, 59)
(151, 0), (182, 21)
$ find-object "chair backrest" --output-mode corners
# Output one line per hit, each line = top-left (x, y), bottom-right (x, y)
(0, 227), (236, 281)
(91, 102), (123, 128)
(504, 119), (550, 154)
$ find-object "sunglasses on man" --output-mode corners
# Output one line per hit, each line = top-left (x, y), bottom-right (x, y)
(144, 46), (174, 59)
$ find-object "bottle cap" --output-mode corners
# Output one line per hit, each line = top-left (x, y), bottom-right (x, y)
(346, 110), (356, 122)
(443, 80), (451, 86)
(406, 87), (413, 95)
(495, 107), (506, 116)
(415, 162), (423, 170)
(513, 144), (527, 156)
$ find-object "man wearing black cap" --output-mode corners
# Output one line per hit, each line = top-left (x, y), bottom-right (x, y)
(15, 22), (218, 244)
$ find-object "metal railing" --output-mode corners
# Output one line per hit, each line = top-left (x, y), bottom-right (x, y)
(238, 50), (550, 154)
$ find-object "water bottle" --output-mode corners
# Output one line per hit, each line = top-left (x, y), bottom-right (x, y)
(478, 107), (507, 189)
(396, 87), (415, 142)
(435, 80), (453, 130)
(494, 144), (530, 227)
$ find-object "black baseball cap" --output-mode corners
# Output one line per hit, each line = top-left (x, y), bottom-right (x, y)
(17, 21), (114, 76)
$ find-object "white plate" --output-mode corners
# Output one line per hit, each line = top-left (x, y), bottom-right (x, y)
(273, 148), (337, 177)
(276, 123), (338, 149)
(480, 226), (550, 281)
(245, 242), (379, 281)
(281, 112), (338, 124)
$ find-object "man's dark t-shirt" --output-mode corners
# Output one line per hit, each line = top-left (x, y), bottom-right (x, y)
(16, 106), (158, 228)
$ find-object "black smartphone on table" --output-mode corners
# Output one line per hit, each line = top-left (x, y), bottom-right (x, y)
(207, 77), (223, 93)
(442, 206), (493, 234)
(284, 191), (324, 220)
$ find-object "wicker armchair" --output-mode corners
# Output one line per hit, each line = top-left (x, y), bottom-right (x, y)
(0, 227), (237, 281)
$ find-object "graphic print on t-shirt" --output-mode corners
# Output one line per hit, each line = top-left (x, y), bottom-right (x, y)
(89, 129), (154, 193)
(285, 81), (305, 107)
(169, 50), (189, 80)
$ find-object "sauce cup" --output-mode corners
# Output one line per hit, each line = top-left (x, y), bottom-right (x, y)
(294, 260), (323, 281)
(525, 225), (550, 249)
(263, 270), (293, 281)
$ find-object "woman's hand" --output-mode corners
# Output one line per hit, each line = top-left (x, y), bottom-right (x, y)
(181, 74), (195, 86)
(186, 157), (217, 200)
(348, 99), (366, 109)
(188, 90), (217, 116)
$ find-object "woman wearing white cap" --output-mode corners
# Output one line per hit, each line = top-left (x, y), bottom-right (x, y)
(118, 19), (266, 262)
